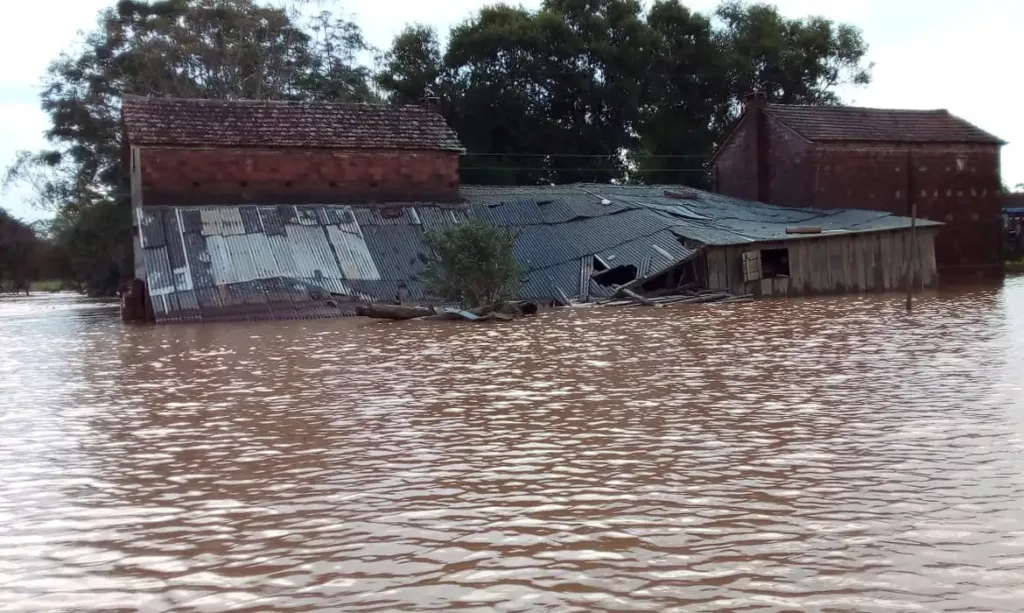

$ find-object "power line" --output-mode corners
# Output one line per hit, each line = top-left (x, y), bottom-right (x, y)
(464, 153), (712, 160)
(460, 166), (708, 172)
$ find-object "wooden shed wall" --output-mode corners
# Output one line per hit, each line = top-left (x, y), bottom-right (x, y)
(704, 228), (938, 298)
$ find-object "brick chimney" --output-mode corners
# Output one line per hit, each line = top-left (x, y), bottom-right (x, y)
(743, 91), (770, 203)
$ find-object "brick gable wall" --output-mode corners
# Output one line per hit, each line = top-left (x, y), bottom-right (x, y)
(139, 148), (461, 206)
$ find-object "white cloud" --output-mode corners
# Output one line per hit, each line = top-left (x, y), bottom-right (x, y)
(2, 0), (1022, 222)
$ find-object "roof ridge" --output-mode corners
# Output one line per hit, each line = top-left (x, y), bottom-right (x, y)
(123, 95), (427, 110)
(766, 102), (952, 114)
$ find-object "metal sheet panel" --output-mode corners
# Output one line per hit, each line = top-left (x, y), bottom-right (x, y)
(179, 208), (203, 234)
(360, 224), (429, 282)
(278, 205), (298, 225)
(417, 207), (472, 230)
(296, 206), (320, 226)
(163, 209), (186, 269)
(224, 234), (259, 283)
(240, 206), (264, 234)
(220, 207), (246, 236)
(325, 225), (382, 280)
(285, 224), (343, 280)
(200, 207), (221, 236)
(267, 234), (300, 278)
(259, 206), (285, 236)
(206, 234), (236, 285)
(139, 208), (165, 248)
(143, 246), (174, 296)
(245, 233), (280, 280)
(184, 233), (215, 289)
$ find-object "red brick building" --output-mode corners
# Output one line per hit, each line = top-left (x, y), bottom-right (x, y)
(121, 96), (465, 207)
(711, 93), (1006, 277)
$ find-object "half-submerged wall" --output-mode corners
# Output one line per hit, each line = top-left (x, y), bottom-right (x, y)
(704, 228), (939, 297)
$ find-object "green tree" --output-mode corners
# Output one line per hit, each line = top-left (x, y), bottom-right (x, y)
(424, 221), (523, 307)
(0, 210), (43, 293)
(376, 0), (872, 186)
(4, 0), (377, 296)
(375, 25), (442, 105)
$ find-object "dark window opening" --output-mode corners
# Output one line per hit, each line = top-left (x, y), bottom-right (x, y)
(761, 248), (790, 278)
(592, 264), (637, 287)
(638, 259), (700, 295)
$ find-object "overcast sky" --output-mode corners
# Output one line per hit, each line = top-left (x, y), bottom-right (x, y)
(1, 0), (1020, 221)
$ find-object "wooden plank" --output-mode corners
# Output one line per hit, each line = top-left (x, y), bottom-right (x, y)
(824, 239), (838, 292)
(817, 239), (830, 292)
(880, 233), (891, 290)
(921, 229), (937, 287)
(844, 236), (855, 292)
(856, 235), (868, 292)
(761, 278), (772, 297)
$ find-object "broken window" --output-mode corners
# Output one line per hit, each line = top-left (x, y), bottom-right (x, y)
(761, 248), (790, 278)
(592, 264), (638, 287)
(743, 248), (790, 281)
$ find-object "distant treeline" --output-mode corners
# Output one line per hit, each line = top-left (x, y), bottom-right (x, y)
(0, 210), (76, 294)
(3, 0), (871, 295)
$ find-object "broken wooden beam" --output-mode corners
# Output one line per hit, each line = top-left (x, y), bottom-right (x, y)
(785, 225), (822, 234)
(616, 287), (657, 306)
(355, 303), (436, 320)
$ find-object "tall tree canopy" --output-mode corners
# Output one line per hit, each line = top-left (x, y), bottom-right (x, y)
(376, 0), (871, 185)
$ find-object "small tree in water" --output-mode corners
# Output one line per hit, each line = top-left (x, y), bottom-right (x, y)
(424, 221), (523, 307)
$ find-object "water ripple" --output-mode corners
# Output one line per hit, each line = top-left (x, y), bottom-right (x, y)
(1, 281), (1024, 611)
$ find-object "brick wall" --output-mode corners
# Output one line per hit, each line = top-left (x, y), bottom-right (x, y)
(809, 143), (1002, 274)
(765, 115), (812, 207)
(713, 117), (759, 201)
(139, 148), (461, 206)
(713, 111), (811, 205)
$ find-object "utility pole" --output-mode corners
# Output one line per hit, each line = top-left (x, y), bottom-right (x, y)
(905, 150), (917, 314)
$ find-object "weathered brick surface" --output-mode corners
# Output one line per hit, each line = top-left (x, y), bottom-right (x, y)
(809, 143), (1002, 273)
(140, 148), (461, 205)
(712, 106), (1004, 276)
(766, 115), (812, 207)
(713, 118), (759, 201)
(714, 114), (811, 206)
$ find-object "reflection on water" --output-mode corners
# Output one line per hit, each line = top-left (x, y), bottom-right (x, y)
(2, 280), (1024, 612)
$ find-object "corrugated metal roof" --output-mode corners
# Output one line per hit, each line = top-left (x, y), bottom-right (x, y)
(139, 183), (936, 322)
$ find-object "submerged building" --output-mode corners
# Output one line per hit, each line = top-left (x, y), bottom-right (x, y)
(122, 96), (939, 324)
(711, 93), (1004, 278)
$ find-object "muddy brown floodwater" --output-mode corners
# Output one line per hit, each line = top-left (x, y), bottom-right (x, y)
(2, 281), (1024, 612)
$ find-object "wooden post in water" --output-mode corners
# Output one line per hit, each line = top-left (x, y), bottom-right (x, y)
(904, 150), (917, 314)
(906, 202), (917, 313)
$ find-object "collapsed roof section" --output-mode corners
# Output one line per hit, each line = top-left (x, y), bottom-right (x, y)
(136, 184), (938, 322)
